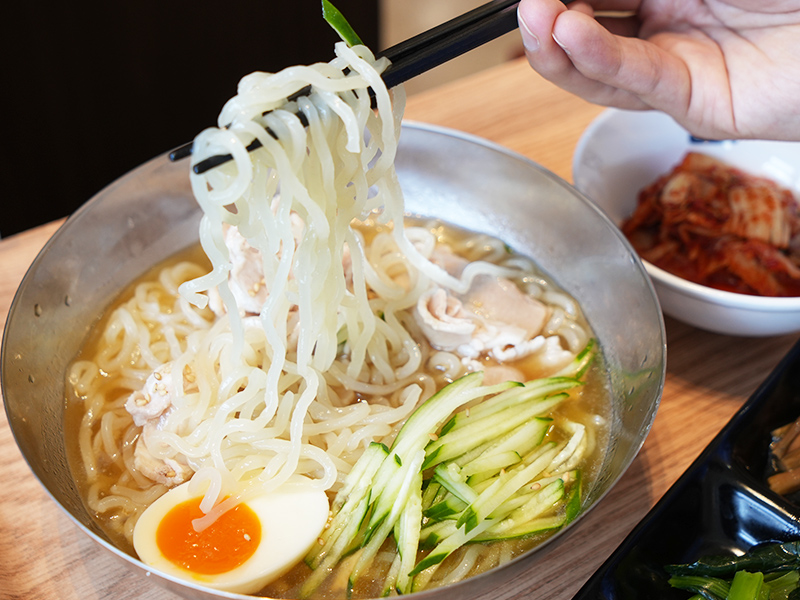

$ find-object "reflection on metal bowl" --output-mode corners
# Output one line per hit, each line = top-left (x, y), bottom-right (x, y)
(2, 123), (665, 600)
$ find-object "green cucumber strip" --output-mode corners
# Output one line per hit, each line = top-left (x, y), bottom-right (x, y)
(436, 385), (535, 435)
(424, 444), (444, 468)
(457, 475), (506, 533)
(362, 456), (405, 539)
(426, 402), (558, 469)
(433, 463), (478, 504)
(392, 472), (424, 595)
(409, 515), (498, 577)
(321, 0), (363, 47)
(302, 444), (388, 597)
(419, 520), (458, 549)
(423, 399), (561, 470)
(306, 442), (388, 569)
(330, 441), (387, 514)
(391, 375), (516, 460)
(336, 325), (348, 354)
(487, 479), (564, 534)
(478, 439), (569, 499)
(421, 480), (444, 511)
(349, 450), (425, 591)
(441, 377), (581, 433)
(423, 495), (467, 522)
(414, 499), (527, 582)
(510, 435), (568, 473)
(438, 415), (458, 437)
(490, 468), (569, 512)
(461, 418), (551, 465)
(301, 470), (386, 598)
(473, 514), (566, 542)
(563, 469), (582, 523)
(460, 450), (521, 478)
(363, 444), (426, 543)
(382, 553), (402, 598)
(457, 442), (559, 533)
(489, 478), (555, 515)
(459, 419), (552, 484)
(468, 474), (504, 496)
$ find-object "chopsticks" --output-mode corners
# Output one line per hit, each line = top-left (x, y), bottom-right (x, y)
(170, 0), (563, 174)
(379, 0), (523, 90)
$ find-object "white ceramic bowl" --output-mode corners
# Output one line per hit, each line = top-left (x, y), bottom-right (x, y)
(573, 108), (800, 337)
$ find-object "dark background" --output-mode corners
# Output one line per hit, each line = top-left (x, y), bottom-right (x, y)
(3, 0), (379, 237)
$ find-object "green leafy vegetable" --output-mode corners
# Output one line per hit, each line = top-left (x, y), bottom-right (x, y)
(668, 574), (732, 599)
(667, 542), (800, 600)
(321, 0), (363, 47)
(727, 570), (763, 600)
(667, 542), (800, 579)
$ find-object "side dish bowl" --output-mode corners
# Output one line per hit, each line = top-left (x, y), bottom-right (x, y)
(2, 122), (666, 600)
(572, 108), (800, 337)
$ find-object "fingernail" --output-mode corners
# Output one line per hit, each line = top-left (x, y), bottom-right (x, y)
(552, 32), (571, 56)
(517, 8), (540, 52)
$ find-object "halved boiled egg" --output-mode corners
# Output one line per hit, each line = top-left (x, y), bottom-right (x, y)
(133, 478), (329, 594)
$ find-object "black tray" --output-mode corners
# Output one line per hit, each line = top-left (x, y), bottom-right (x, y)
(573, 337), (800, 599)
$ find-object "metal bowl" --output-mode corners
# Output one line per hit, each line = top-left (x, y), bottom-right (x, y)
(2, 122), (666, 600)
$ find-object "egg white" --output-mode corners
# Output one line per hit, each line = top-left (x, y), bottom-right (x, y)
(133, 478), (329, 594)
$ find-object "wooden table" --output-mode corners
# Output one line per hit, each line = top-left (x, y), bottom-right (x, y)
(1, 57), (797, 599)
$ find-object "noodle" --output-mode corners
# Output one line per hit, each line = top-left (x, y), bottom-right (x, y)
(65, 38), (606, 597)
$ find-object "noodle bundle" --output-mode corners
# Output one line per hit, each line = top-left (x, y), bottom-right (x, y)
(67, 39), (598, 595)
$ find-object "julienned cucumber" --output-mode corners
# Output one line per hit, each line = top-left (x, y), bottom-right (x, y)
(301, 339), (597, 598)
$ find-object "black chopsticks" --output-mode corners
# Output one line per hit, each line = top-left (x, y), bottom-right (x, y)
(170, 0), (560, 174)
(379, 0), (522, 89)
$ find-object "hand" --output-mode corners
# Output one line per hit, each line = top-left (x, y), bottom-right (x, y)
(516, 0), (800, 140)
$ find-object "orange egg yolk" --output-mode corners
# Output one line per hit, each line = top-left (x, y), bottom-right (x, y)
(156, 497), (262, 575)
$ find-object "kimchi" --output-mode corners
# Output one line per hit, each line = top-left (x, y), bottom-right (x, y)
(622, 152), (800, 296)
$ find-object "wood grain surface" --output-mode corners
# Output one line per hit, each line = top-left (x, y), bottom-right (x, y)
(1, 58), (797, 600)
